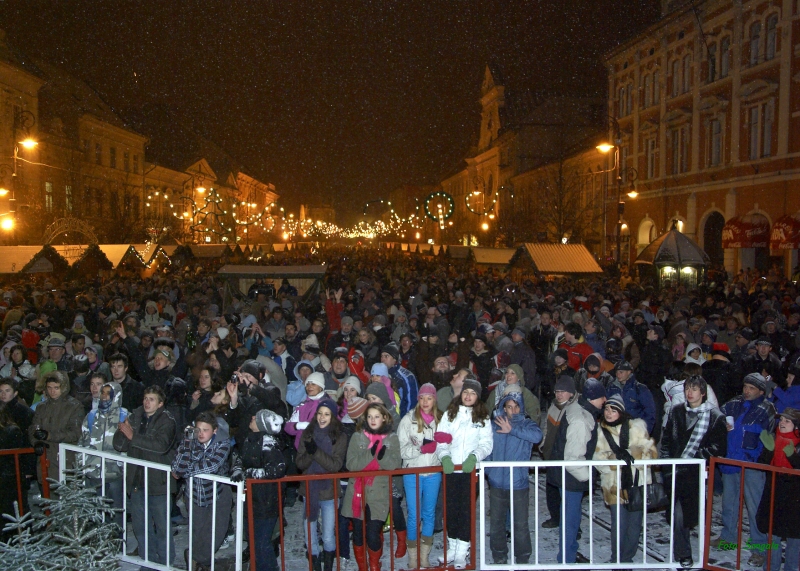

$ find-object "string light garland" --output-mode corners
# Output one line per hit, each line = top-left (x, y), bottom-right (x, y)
(465, 176), (498, 216)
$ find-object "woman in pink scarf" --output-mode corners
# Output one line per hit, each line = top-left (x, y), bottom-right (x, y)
(341, 403), (400, 571)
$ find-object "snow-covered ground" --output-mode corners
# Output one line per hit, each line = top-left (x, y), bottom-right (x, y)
(117, 472), (767, 571)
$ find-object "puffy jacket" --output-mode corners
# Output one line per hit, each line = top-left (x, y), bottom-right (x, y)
(606, 375), (657, 434)
(592, 417), (657, 505)
(720, 395), (776, 474)
(28, 380), (84, 481)
(398, 410), (441, 469)
(78, 381), (128, 481)
(231, 415), (286, 518)
(485, 393), (543, 490)
(389, 364), (419, 418)
(285, 395), (329, 449)
(545, 396), (601, 492)
(771, 384), (800, 414)
(113, 405), (177, 495)
(435, 405), (493, 469)
(341, 430), (401, 521)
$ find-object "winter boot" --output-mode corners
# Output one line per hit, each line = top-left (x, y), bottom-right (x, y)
(312, 554), (322, 571)
(453, 539), (470, 570)
(353, 544), (367, 571)
(367, 546), (383, 571)
(405, 539), (418, 569)
(419, 536), (433, 568)
(437, 538), (456, 566)
(395, 530), (407, 558)
(322, 551), (336, 571)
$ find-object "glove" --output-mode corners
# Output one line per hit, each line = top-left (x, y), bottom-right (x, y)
(441, 456), (455, 474)
(295, 421), (310, 431)
(759, 430), (775, 451)
(34, 441), (49, 457)
(305, 439), (318, 455)
(33, 429), (49, 441)
(618, 450), (635, 466)
(370, 441), (380, 457)
(784, 443), (796, 457)
(377, 444), (386, 461)
(461, 454), (477, 473)
(229, 468), (244, 483)
(433, 432), (452, 444)
(420, 440), (437, 454)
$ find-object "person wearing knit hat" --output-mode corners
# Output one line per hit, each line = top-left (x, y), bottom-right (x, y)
(593, 386), (657, 564)
(368, 363), (398, 412)
(582, 377), (606, 405)
(396, 381), (444, 566)
(344, 396), (369, 421)
(715, 371), (776, 564)
(487, 365), (540, 424)
(296, 392), (347, 571)
(607, 358), (657, 434)
(554, 375), (576, 395)
(254, 408), (284, 435)
(285, 370), (331, 450)
(365, 382), (400, 425)
(436, 361), (492, 568)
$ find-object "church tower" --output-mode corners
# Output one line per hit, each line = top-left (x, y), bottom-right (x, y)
(477, 64), (505, 152)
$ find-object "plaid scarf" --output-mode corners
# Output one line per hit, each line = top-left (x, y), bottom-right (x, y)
(682, 401), (714, 459)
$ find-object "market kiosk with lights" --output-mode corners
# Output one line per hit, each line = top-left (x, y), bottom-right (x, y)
(634, 222), (710, 288)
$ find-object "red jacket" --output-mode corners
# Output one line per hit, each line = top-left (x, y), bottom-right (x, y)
(557, 340), (594, 370)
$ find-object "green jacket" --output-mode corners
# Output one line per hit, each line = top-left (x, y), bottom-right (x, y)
(341, 431), (401, 521)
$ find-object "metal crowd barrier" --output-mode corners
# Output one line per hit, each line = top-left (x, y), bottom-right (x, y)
(703, 456), (800, 571)
(247, 464), (478, 571)
(58, 443), (246, 571)
(0, 447), (51, 514)
(477, 458), (707, 570)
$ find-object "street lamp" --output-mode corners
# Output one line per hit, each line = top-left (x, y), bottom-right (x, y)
(596, 117), (637, 268)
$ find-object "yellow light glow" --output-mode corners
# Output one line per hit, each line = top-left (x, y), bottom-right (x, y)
(282, 233), (289, 240)
(196, 186), (206, 193)
(415, 232), (420, 239)
(481, 223), (489, 230)
(0, 189), (8, 197)
(19, 139), (37, 149)
(472, 190), (481, 196)
(627, 190), (639, 198)
(596, 143), (614, 153)
(488, 214), (495, 219)
(1, 218), (13, 230)
(682, 266), (694, 274)
(621, 223), (628, 229)
(663, 266), (675, 274)
(183, 212), (189, 218)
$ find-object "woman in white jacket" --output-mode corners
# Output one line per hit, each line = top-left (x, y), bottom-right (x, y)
(435, 376), (493, 569)
(398, 383), (442, 568)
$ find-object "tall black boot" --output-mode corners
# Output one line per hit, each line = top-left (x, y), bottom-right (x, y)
(312, 554), (322, 571)
(322, 550), (336, 571)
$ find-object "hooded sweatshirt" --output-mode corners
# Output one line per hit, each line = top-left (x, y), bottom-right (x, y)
(79, 381), (128, 481)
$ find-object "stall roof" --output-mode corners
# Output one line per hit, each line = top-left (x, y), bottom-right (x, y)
(472, 247), (516, 266)
(217, 264), (327, 278)
(0, 246), (48, 274)
(513, 243), (602, 274)
(635, 227), (710, 267)
(447, 245), (471, 259)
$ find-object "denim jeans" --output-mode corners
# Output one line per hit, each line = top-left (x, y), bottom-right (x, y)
(305, 499), (335, 556)
(721, 469), (767, 553)
(764, 536), (800, 571)
(403, 473), (442, 541)
(130, 490), (175, 567)
(93, 477), (124, 535)
(489, 486), (531, 564)
(609, 504), (643, 563)
(557, 489), (584, 564)
(253, 517), (279, 571)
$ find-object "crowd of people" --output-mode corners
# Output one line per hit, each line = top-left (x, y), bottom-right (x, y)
(0, 247), (799, 571)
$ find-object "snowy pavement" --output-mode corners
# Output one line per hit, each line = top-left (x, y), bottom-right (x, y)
(118, 470), (769, 571)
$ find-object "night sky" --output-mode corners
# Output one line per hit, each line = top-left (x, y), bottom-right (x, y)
(2, 1), (660, 215)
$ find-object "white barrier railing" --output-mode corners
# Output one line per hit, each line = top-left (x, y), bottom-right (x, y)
(59, 443), (245, 571)
(478, 458), (707, 570)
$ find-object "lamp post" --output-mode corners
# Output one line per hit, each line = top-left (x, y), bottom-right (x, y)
(0, 109), (37, 242)
(596, 116), (638, 268)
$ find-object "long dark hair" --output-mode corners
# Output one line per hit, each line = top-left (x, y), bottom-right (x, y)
(446, 393), (490, 425)
(305, 406), (343, 444)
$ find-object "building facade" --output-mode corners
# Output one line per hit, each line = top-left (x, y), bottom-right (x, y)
(606, 0), (800, 275)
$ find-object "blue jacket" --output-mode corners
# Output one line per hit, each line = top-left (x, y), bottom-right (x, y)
(389, 364), (419, 418)
(606, 375), (657, 433)
(584, 333), (606, 357)
(720, 395), (776, 474)
(772, 385), (800, 414)
(486, 393), (543, 490)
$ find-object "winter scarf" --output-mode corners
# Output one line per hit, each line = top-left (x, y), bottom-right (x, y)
(682, 401), (715, 458)
(351, 429), (387, 518)
(772, 430), (800, 469)
(305, 424), (335, 520)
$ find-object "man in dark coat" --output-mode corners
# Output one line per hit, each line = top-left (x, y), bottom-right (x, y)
(701, 344), (742, 405)
(660, 376), (727, 569)
(742, 338), (784, 393)
(509, 328), (537, 394)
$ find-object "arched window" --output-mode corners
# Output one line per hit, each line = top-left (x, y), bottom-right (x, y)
(766, 14), (778, 60)
(750, 22), (761, 66)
